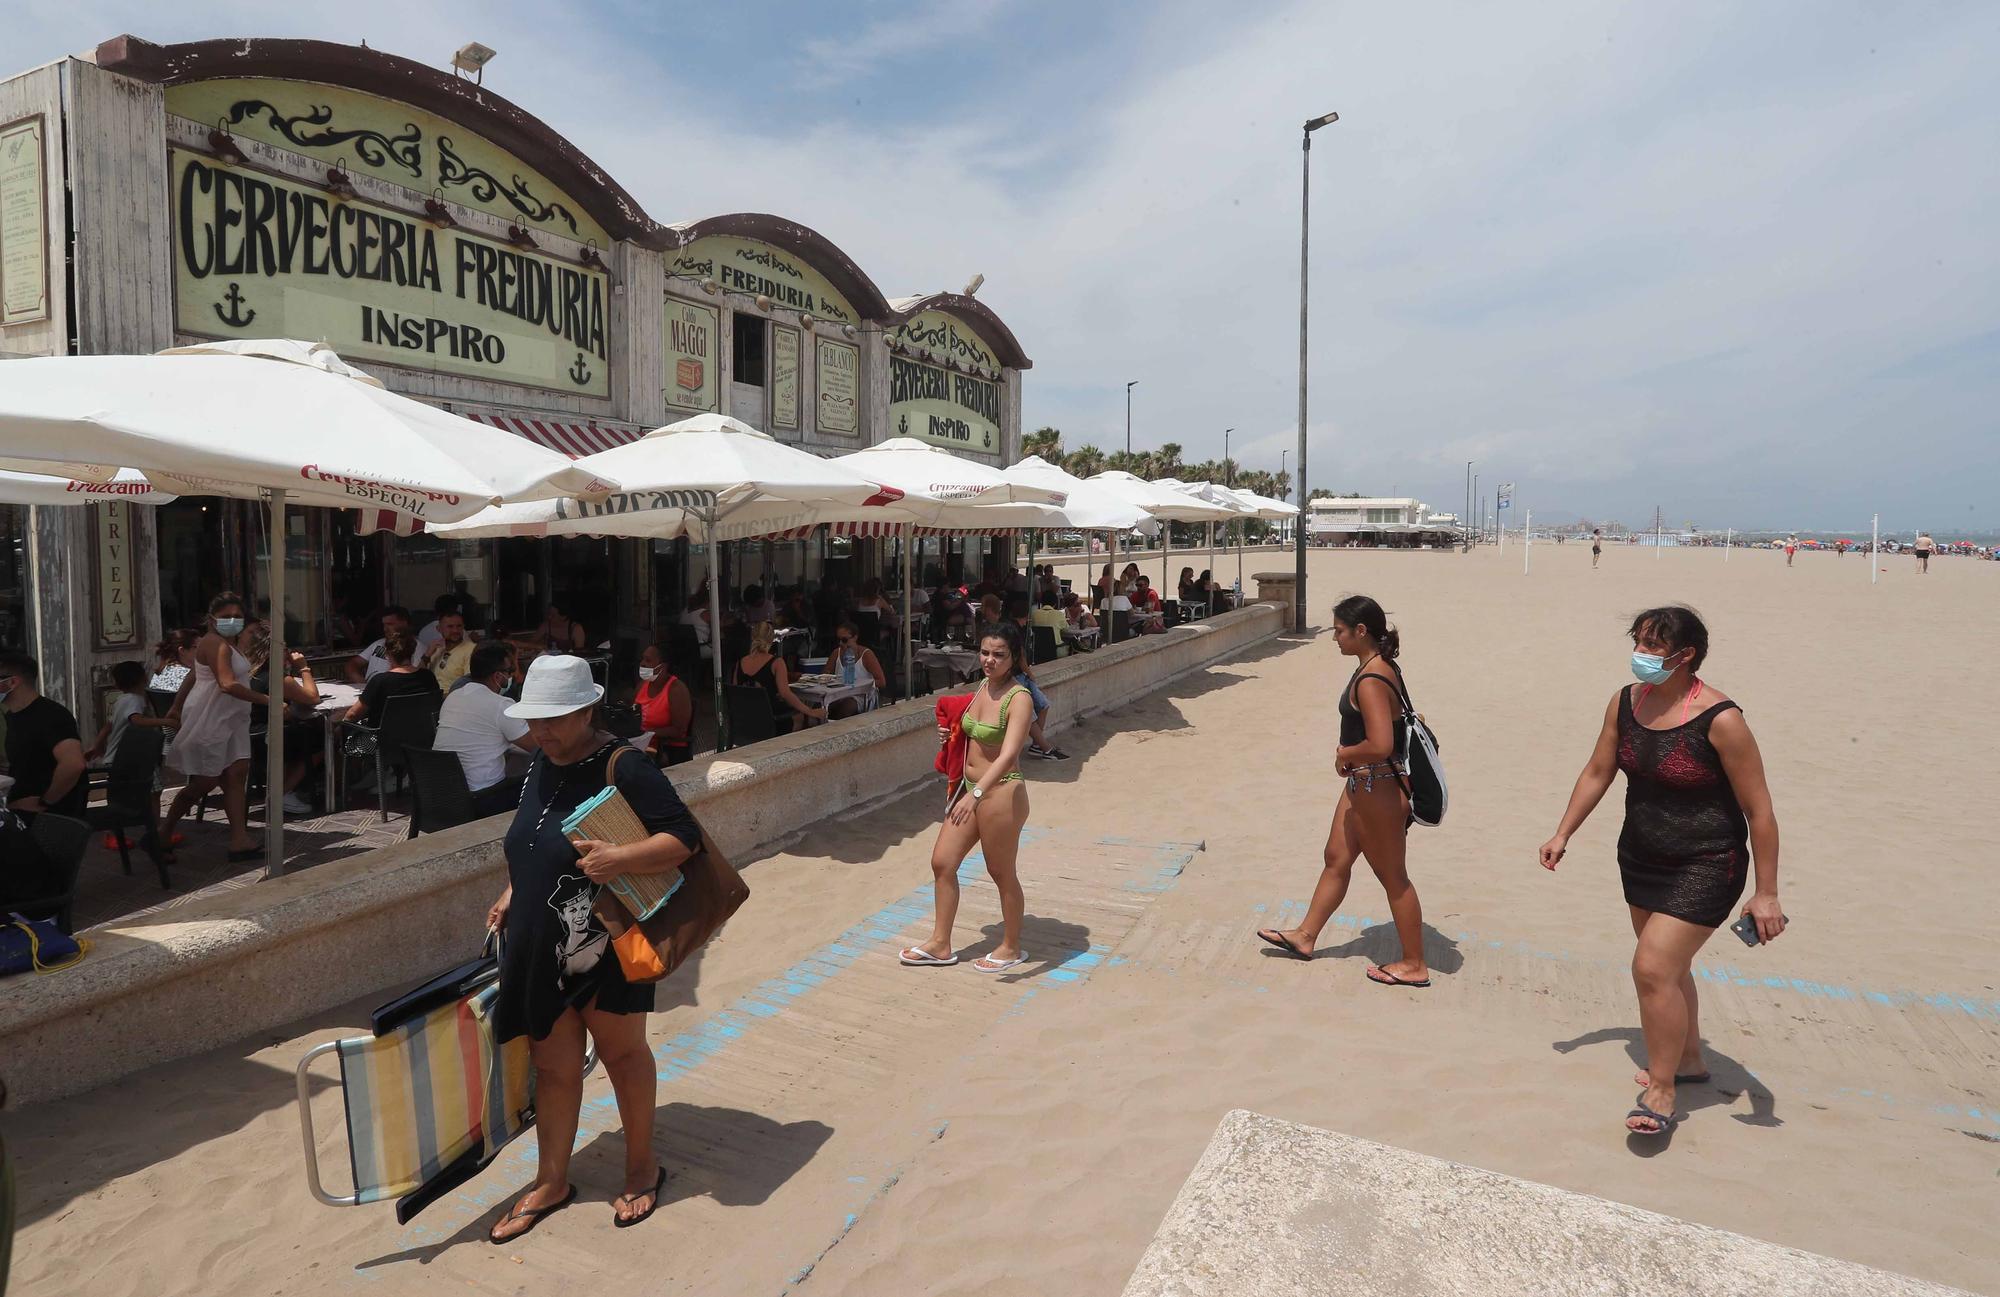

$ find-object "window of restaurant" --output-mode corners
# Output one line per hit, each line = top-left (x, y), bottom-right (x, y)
(731, 315), (767, 387)
(0, 505), (30, 655)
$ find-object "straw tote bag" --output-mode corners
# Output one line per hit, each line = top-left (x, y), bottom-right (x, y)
(585, 749), (749, 983)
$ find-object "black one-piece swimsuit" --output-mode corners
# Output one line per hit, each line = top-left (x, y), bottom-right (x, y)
(1614, 687), (1750, 928)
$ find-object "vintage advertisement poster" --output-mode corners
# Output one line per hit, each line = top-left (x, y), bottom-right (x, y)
(815, 337), (858, 434)
(664, 297), (719, 413)
(771, 324), (801, 429)
(92, 502), (140, 650)
(170, 149), (610, 396)
(0, 115), (50, 326)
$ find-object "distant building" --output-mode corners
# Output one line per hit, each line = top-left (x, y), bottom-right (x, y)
(1307, 496), (1432, 536)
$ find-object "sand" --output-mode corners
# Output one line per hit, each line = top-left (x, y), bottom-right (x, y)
(7, 542), (1997, 1295)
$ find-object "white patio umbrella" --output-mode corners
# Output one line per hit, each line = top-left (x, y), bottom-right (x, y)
(994, 457), (1150, 644)
(433, 413), (908, 747)
(1089, 471), (1236, 629)
(0, 467), (176, 506)
(0, 339), (615, 875)
(1159, 479), (1258, 592)
(833, 439), (1069, 692)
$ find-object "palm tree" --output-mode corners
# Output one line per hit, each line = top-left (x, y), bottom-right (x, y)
(1065, 444), (1107, 478)
(1153, 442), (1184, 481)
(1021, 425), (1063, 461)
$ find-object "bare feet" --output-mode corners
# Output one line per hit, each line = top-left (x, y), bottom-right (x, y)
(1635, 1051), (1708, 1087)
(613, 1166), (665, 1226)
(489, 1181), (573, 1244)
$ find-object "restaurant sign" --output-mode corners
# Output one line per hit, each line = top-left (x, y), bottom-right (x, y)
(815, 338), (858, 434)
(890, 309), (996, 371)
(668, 236), (858, 325)
(664, 296), (718, 413)
(171, 150), (609, 397)
(0, 115), (50, 326)
(891, 356), (999, 453)
(92, 501), (140, 650)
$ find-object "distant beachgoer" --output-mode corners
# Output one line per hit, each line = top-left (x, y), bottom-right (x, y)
(1539, 605), (1785, 1137)
(1914, 531), (1935, 574)
(1784, 535), (1798, 567)
(903, 622), (1035, 972)
(1592, 529), (1603, 570)
(1256, 595), (1430, 988)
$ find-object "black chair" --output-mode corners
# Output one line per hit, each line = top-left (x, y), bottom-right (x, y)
(18, 813), (92, 934)
(86, 726), (170, 888)
(1031, 624), (1060, 665)
(146, 688), (180, 718)
(1160, 599), (1183, 627)
(667, 624), (707, 689)
(602, 700), (644, 739)
(403, 746), (478, 838)
(342, 690), (440, 822)
(853, 609), (881, 652)
(1108, 610), (1132, 643)
(723, 685), (777, 748)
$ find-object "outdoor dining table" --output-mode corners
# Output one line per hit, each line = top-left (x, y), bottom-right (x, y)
(312, 681), (362, 810)
(915, 644), (982, 682)
(790, 675), (879, 717)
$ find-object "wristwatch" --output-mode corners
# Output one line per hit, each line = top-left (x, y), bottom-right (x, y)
(970, 786), (985, 802)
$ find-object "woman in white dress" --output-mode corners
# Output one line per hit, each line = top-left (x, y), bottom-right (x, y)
(160, 592), (268, 863)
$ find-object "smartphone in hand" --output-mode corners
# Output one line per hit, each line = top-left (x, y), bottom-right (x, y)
(1730, 913), (1762, 946)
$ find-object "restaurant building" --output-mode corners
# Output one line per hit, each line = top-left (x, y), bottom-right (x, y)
(0, 35), (1030, 728)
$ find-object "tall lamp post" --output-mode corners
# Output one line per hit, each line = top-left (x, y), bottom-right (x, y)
(1280, 448), (1290, 543)
(1463, 459), (1473, 552)
(1295, 109), (1339, 633)
(1125, 380), (1138, 456)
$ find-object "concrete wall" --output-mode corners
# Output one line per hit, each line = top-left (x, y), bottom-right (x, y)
(0, 603), (1280, 1105)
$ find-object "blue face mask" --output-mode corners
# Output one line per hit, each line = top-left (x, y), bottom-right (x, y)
(1629, 651), (1677, 685)
(215, 617), (245, 638)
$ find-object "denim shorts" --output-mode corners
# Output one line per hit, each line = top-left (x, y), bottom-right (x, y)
(1012, 672), (1050, 714)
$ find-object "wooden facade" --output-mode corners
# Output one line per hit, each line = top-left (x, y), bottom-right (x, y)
(0, 35), (1031, 732)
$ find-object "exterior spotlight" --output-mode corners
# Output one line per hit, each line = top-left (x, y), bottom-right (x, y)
(208, 119), (246, 166)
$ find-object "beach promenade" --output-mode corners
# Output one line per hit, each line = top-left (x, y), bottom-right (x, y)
(8, 544), (1996, 1295)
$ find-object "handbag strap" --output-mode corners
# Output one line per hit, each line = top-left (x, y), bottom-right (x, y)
(8, 916), (90, 974)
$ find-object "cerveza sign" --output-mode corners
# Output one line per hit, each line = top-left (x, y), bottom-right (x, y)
(890, 356), (1000, 453)
(171, 150), (609, 397)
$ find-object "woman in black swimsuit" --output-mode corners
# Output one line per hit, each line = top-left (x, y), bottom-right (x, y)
(1256, 595), (1430, 987)
(1541, 606), (1786, 1137)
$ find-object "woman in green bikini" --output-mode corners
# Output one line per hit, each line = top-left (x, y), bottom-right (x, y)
(901, 622), (1035, 972)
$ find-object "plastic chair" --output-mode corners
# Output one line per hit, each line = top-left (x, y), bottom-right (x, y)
(723, 685), (776, 748)
(1160, 599), (1183, 627)
(343, 690), (441, 823)
(403, 746), (478, 838)
(1031, 624), (1060, 665)
(17, 813), (93, 934)
(87, 726), (170, 888)
(1108, 610), (1132, 643)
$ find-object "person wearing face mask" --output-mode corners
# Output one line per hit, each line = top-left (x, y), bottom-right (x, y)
(436, 642), (540, 816)
(633, 643), (694, 766)
(158, 592), (270, 863)
(1540, 604), (1785, 1139)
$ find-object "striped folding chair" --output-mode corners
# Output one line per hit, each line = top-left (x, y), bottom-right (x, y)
(296, 946), (594, 1223)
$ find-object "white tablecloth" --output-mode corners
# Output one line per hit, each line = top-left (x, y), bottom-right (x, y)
(915, 646), (981, 681)
(792, 677), (879, 713)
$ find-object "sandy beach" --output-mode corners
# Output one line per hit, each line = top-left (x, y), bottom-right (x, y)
(7, 542), (1997, 1296)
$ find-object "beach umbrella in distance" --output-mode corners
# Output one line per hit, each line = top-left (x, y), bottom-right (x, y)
(1106, 473), (1241, 607)
(995, 457), (1151, 645)
(0, 338), (619, 876)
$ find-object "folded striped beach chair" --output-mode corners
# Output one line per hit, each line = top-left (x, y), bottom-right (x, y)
(296, 948), (593, 1223)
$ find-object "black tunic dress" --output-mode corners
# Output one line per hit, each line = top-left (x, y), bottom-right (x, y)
(494, 739), (702, 1043)
(1615, 688), (1750, 928)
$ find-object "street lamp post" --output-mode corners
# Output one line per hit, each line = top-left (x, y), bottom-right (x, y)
(1464, 460), (1473, 552)
(1295, 109), (1339, 634)
(1125, 380), (1138, 456)
(1280, 448), (1290, 544)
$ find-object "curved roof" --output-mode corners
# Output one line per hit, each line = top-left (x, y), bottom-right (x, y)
(94, 34), (660, 244)
(886, 292), (1032, 370)
(661, 213), (893, 322)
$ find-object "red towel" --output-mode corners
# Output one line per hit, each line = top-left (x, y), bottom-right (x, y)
(933, 692), (973, 788)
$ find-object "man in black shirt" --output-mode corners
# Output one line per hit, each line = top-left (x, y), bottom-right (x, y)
(1, 652), (86, 820)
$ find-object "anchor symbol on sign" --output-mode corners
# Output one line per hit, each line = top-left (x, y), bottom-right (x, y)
(982, 428), (993, 449)
(568, 352), (592, 385)
(213, 282), (256, 328)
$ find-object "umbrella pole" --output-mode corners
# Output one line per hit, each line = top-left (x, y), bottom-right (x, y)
(902, 522), (914, 699)
(1161, 523), (1171, 612)
(262, 487), (287, 879)
(1107, 528), (1119, 645)
(706, 513), (728, 751)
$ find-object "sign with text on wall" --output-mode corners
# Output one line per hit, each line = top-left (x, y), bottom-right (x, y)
(664, 296), (718, 413)
(890, 356), (999, 453)
(815, 337), (858, 435)
(0, 115), (50, 326)
(169, 149), (610, 397)
(93, 501), (140, 650)
(771, 324), (800, 430)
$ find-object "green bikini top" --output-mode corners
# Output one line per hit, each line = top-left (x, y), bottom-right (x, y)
(961, 684), (1028, 744)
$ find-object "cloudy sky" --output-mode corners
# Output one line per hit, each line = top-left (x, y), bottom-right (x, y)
(17, 1), (1998, 530)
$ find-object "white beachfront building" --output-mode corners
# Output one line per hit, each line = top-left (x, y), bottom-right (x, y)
(1306, 496), (1436, 539)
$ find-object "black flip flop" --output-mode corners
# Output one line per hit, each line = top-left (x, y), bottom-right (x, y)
(1626, 1098), (1683, 1137)
(1256, 929), (1311, 960)
(1365, 965), (1431, 988)
(613, 1165), (667, 1229)
(488, 1183), (576, 1244)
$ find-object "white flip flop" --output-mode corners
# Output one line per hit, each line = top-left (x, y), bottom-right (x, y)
(899, 947), (959, 967)
(971, 955), (1025, 973)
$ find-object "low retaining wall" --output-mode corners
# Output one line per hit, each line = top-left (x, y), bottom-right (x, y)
(1, 603), (1281, 1105)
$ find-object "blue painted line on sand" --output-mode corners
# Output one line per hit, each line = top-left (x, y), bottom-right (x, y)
(782, 1122), (949, 1293)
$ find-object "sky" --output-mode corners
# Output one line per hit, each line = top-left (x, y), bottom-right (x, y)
(14, 1), (1999, 532)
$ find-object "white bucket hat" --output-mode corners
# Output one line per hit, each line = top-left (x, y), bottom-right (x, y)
(505, 653), (605, 719)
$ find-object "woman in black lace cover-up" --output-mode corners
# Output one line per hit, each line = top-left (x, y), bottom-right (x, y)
(1541, 606), (1787, 1138)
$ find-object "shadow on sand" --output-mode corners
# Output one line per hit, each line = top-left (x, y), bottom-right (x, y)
(1552, 1025), (1781, 1155)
